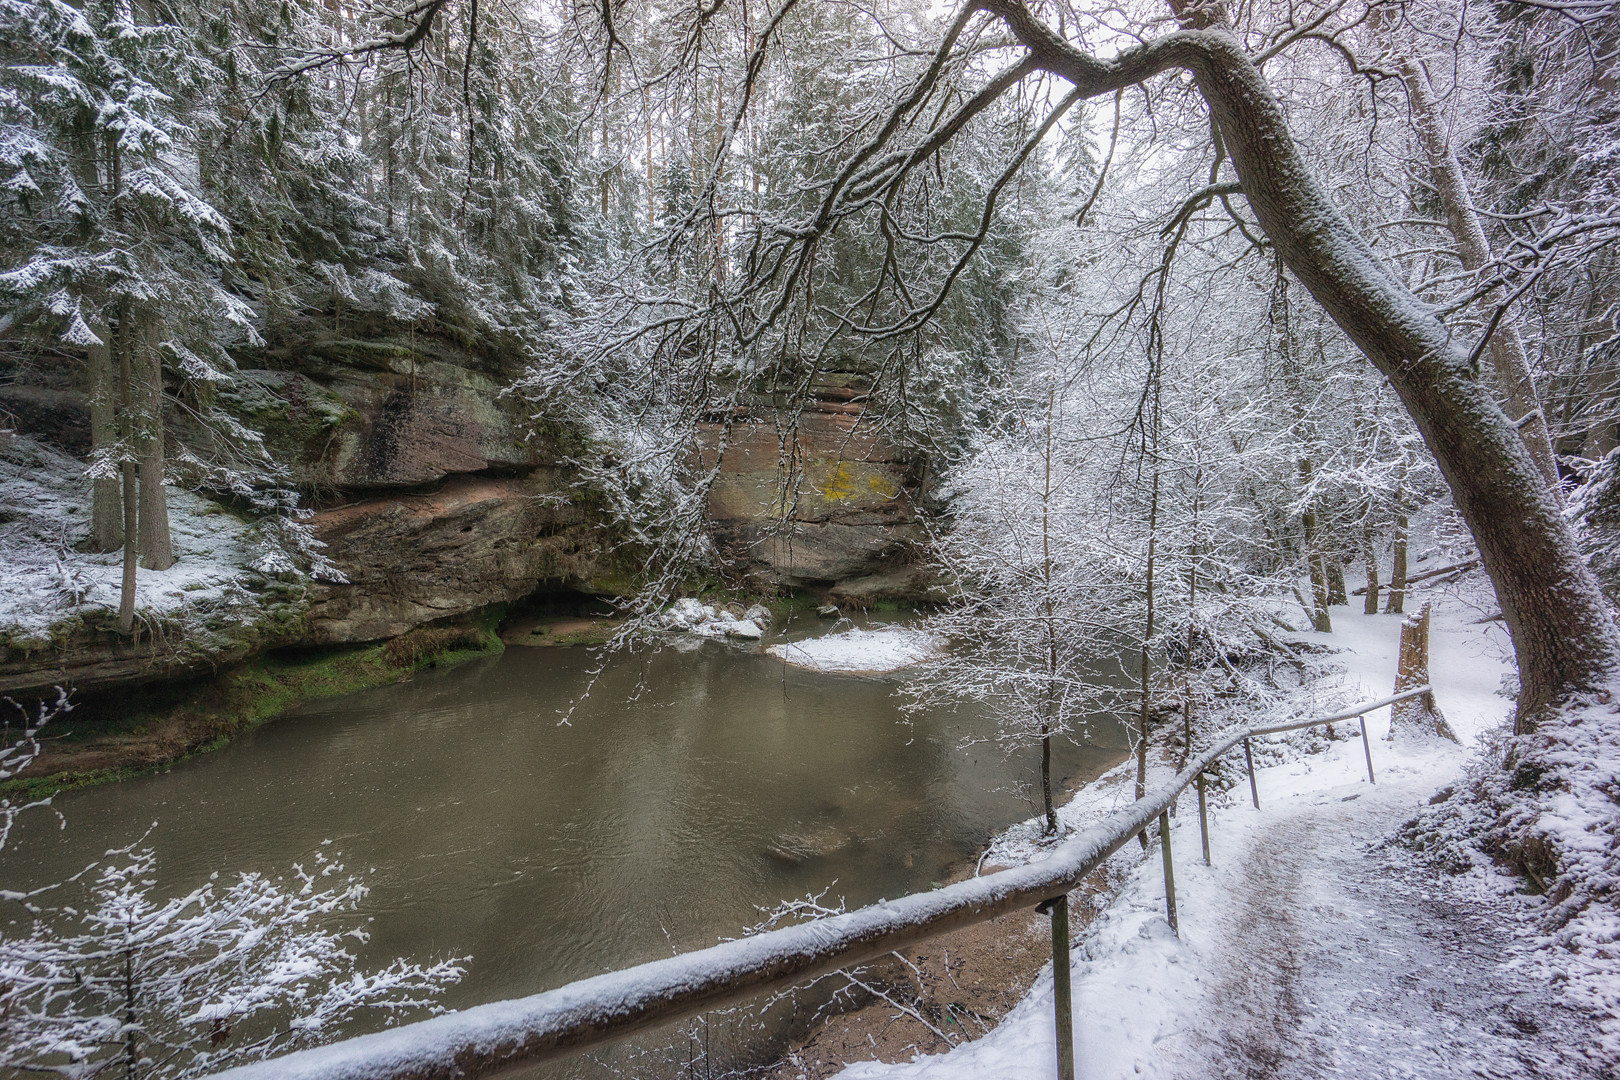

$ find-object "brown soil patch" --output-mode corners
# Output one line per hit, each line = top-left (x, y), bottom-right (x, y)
(500, 615), (620, 647)
(762, 763), (1141, 1079)
(23, 711), (235, 780)
(764, 864), (1118, 1079)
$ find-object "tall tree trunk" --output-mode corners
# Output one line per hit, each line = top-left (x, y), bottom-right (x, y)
(1136, 462), (1159, 833)
(115, 299), (138, 636)
(1362, 518), (1380, 615)
(1039, 380), (1060, 836)
(136, 322), (172, 571)
(109, 132), (138, 636)
(1396, 56), (1561, 494)
(1300, 460), (1332, 632)
(87, 318), (123, 553)
(645, 85), (655, 228)
(1326, 555), (1347, 606)
(1386, 505), (1408, 615)
(1180, 516), (1199, 770)
(1040, 724), (1055, 836)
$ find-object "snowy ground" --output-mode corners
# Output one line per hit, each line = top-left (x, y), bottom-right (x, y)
(0, 435), (262, 646)
(768, 626), (944, 674)
(838, 581), (1614, 1079)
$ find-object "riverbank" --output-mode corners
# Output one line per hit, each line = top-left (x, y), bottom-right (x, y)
(762, 779), (1137, 1079)
(3, 623), (504, 800)
(826, 574), (1620, 1080)
(765, 572), (1526, 1079)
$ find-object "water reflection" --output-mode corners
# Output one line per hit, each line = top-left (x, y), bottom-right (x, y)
(0, 619), (1128, 1075)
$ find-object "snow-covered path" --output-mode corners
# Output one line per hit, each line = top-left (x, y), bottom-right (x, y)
(840, 588), (1613, 1080)
(1179, 759), (1603, 1079)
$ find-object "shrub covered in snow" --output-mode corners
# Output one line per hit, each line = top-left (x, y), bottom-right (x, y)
(0, 847), (464, 1080)
(1404, 680), (1620, 1056)
(1570, 449), (1620, 605)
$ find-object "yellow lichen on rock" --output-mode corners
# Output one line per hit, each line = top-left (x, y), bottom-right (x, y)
(818, 460), (860, 501)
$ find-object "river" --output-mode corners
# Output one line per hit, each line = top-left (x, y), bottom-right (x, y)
(0, 614), (1129, 1076)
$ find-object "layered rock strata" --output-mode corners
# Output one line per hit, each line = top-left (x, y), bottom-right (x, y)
(0, 334), (937, 697)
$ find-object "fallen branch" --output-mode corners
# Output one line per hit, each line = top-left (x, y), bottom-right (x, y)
(1351, 558), (1479, 595)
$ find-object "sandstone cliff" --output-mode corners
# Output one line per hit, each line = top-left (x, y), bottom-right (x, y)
(0, 331), (936, 697)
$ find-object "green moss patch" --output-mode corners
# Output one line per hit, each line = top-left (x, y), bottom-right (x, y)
(2, 623), (503, 800)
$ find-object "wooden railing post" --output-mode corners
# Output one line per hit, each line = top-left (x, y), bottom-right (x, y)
(1243, 737), (1259, 808)
(1196, 772), (1211, 865)
(1358, 715), (1376, 784)
(1037, 894), (1076, 1080)
(1159, 811), (1178, 934)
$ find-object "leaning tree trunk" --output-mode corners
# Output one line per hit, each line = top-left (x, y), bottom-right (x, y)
(1397, 56), (1561, 493)
(981, 0), (1620, 728)
(1198, 41), (1617, 729)
(136, 323), (172, 571)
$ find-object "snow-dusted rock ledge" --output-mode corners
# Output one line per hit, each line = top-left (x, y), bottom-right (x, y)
(657, 598), (770, 640)
(767, 627), (942, 673)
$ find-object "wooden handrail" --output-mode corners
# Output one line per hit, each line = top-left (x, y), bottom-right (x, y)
(210, 686), (1430, 1080)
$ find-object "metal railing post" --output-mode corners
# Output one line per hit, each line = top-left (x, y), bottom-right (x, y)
(1159, 811), (1178, 934)
(1036, 894), (1076, 1080)
(1243, 737), (1259, 808)
(1358, 715), (1376, 784)
(1196, 772), (1211, 866)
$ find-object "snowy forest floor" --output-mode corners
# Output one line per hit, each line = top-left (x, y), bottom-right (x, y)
(807, 578), (1618, 1080)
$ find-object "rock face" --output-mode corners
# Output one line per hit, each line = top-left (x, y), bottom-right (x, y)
(219, 337), (542, 492)
(276, 342), (939, 631)
(703, 403), (935, 600)
(222, 333), (636, 645)
(302, 470), (622, 644)
(0, 617), (271, 697)
(0, 329), (938, 697)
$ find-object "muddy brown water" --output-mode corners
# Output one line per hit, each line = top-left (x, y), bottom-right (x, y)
(0, 616), (1128, 1076)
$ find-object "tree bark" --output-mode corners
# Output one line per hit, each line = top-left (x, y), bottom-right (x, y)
(1396, 57), (1561, 493)
(1040, 728), (1055, 836)
(1362, 519), (1380, 615)
(1136, 460), (1160, 849)
(1385, 507), (1408, 615)
(1309, 553), (1332, 632)
(1039, 379), (1060, 836)
(136, 321), (172, 571)
(1391, 603), (1459, 741)
(1326, 554), (1347, 606)
(1300, 460), (1332, 632)
(1180, 486), (1200, 771)
(971, 1), (1620, 727)
(115, 299), (138, 636)
(87, 318), (123, 553)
